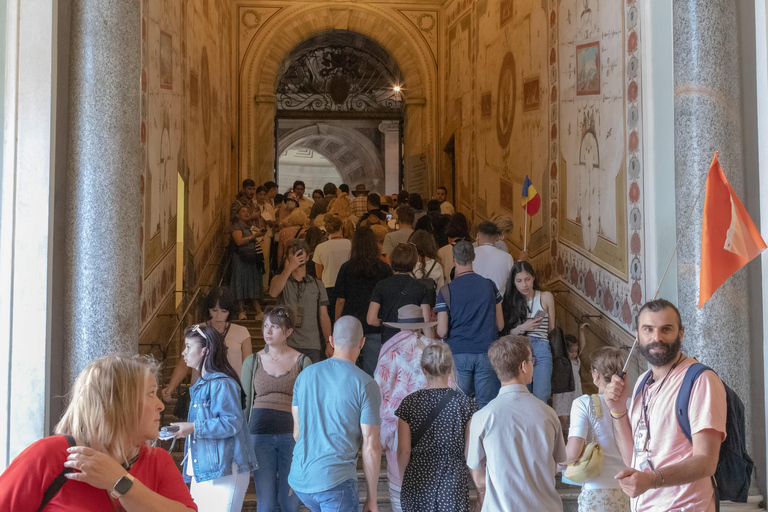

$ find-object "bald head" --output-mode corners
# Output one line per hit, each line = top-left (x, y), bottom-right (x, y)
(332, 316), (365, 349)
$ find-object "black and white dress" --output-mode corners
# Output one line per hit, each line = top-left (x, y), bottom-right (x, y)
(395, 388), (478, 512)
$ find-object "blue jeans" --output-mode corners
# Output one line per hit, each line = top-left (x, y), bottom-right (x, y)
(527, 336), (553, 402)
(453, 352), (500, 408)
(251, 433), (301, 512)
(295, 478), (359, 512)
(359, 333), (383, 376)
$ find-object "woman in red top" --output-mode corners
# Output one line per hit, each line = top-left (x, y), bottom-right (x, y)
(0, 354), (197, 512)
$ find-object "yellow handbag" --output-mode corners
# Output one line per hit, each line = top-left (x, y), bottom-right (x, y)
(564, 394), (604, 483)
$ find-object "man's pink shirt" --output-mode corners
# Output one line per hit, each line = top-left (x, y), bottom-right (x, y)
(628, 357), (727, 512)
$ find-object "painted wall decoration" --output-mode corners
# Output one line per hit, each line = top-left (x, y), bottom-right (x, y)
(523, 76), (540, 111)
(400, 10), (439, 63)
(496, 52), (516, 149)
(140, 0), (236, 336)
(500, 0), (513, 28)
(576, 41), (600, 96)
(481, 92), (492, 118)
(160, 31), (173, 90)
(440, 0), (645, 333)
(550, 0), (645, 330)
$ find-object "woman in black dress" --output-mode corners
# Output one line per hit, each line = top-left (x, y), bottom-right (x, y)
(396, 344), (478, 512)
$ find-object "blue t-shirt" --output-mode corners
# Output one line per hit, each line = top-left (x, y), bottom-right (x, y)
(288, 358), (382, 493)
(436, 272), (502, 354)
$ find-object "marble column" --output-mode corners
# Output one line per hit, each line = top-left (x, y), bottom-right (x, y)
(379, 120), (401, 196)
(63, 0), (142, 385)
(674, 0), (751, 441)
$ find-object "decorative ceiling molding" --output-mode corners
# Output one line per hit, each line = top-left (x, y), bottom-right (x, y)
(398, 10), (438, 63)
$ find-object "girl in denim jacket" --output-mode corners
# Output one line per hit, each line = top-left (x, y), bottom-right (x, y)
(172, 324), (258, 512)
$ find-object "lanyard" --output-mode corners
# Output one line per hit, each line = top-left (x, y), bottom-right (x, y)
(640, 354), (684, 446)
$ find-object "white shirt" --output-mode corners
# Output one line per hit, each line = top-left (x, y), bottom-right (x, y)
(568, 394), (624, 490)
(412, 258), (445, 290)
(472, 244), (514, 293)
(312, 238), (351, 288)
(467, 384), (566, 512)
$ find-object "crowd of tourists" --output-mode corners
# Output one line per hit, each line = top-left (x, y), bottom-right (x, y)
(0, 178), (734, 512)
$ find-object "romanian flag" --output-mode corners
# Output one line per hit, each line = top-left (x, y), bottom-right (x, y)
(521, 175), (541, 216)
(699, 153), (766, 308)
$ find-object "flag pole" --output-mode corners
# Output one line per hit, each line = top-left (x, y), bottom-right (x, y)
(652, 175), (707, 300)
(524, 201), (528, 251)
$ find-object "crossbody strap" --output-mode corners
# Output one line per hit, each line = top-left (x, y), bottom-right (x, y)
(37, 435), (77, 512)
(411, 390), (458, 449)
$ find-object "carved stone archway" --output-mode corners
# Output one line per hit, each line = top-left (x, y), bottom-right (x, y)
(277, 123), (385, 192)
(237, 3), (437, 194)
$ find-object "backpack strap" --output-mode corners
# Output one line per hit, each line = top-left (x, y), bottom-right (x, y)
(676, 363), (712, 444)
(633, 370), (654, 400)
(37, 435), (77, 511)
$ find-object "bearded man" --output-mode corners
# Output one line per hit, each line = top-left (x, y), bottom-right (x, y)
(604, 299), (727, 511)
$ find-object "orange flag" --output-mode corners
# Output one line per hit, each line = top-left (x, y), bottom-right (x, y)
(699, 152), (767, 308)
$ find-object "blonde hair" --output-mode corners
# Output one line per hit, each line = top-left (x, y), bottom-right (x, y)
(590, 347), (624, 383)
(324, 214), (344, 234)
(55, 354), (161, 464)
(281, 207), (307, 228)
(328, 194), (352, 219)
(492, 214), (514, 235)
(421, 343), (454, 378)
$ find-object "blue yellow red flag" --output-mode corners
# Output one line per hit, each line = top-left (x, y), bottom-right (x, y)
(521, 175), (541, 217)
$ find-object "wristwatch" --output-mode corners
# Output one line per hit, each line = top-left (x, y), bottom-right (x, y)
(110, 474), (135, 499)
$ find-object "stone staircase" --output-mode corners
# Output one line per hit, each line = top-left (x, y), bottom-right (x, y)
(159, 300), (764, 511)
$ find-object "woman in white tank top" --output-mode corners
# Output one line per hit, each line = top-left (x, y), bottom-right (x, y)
(503, 261), (556, 402)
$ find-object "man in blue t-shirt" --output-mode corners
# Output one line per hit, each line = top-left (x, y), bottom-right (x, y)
(289, 316), (382, 511)
(436, 241), (504, 408)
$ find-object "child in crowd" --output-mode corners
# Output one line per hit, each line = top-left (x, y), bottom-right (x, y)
(552, 322), (588, 434)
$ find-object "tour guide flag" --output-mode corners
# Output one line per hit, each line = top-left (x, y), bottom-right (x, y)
(521, 175), (541, 216)
(699, 152), (766, 309)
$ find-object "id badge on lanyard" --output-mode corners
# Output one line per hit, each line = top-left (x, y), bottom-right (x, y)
(634, 417), (654, 472)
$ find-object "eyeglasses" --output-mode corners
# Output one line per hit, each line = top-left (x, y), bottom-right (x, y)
(527, 355), (538, 366)
(192, 324), (205, 337)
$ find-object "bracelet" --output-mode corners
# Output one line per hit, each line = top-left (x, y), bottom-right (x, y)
(610, 409), (628, 419)
(657, 468), (665, 488)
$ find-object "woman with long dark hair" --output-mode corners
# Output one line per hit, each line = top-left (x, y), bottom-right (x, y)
(161, 287), (252, 403)
(334, 226), (393, 375)
(171, 325), (258, 512)
(502, 261), (556, 402)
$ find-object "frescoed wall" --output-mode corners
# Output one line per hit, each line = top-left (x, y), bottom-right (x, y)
(441, 0), (646, 336)
(139, 0), (236, 343)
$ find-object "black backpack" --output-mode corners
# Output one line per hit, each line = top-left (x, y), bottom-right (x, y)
(635, 363), (753, 503)
(412, 260), (439, 306)
(549, 326), (575, 394)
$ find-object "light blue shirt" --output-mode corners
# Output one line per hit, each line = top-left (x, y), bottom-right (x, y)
(289, 358), (382, 493)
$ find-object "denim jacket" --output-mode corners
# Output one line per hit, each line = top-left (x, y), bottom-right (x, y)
(182, 371), (258, 483)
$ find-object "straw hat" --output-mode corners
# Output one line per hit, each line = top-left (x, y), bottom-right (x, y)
(382, 304), (438, 330)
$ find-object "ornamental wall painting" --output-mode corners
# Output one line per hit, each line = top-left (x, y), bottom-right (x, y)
(550, 0), (645, 331)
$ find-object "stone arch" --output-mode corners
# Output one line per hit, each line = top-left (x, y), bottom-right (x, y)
(277, 124), (385, 192)
(238, 3), (437, 191)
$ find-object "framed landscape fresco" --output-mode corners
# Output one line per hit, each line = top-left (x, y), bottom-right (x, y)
(576, 41), (600, 96)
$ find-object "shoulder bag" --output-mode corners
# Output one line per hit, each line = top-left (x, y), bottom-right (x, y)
(564, 394), (604, 483)
(411, 389), (458, 449)
(37, 435), (77, 511)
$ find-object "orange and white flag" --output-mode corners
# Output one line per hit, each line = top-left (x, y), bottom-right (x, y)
(699, 153), (766, 308)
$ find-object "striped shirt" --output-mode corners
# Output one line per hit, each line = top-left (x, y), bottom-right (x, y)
(525, 291), (549, 340)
